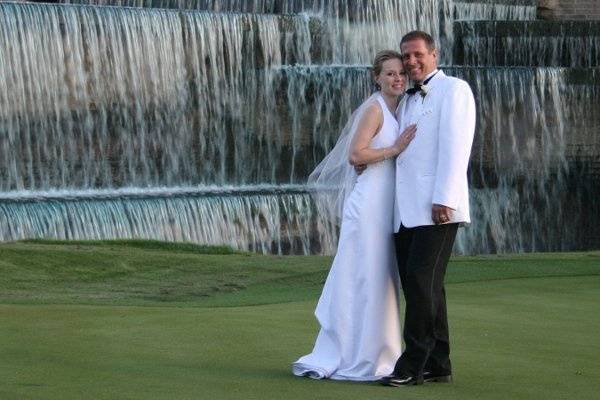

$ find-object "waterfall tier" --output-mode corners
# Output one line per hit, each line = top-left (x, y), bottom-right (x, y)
(2, 56), (599, 190)
(0, 185), (334, 255)
(2, 178), (598, 255)
(455, 21), (600, 67)
(454, 0), (536, 21)
(62, 0), (536, 21)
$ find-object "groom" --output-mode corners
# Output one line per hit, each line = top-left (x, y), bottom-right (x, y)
(381, 31), (476, 386)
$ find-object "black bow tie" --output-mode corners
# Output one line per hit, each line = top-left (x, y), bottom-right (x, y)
(406, 84), (423, 95)
(406, 71), (438, 95)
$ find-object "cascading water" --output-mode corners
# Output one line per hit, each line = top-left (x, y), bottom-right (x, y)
(0, 3), (315, 190)
(1, 0), (599, 254)
(455, 21), (600, 67)
(275, 65), (599, 254)
(64, 0), (455, 63)
(450, 67), (597, 253)
(0, 185), (328, 254)
(0, 1), (455, 190)
(453, 1), (537, 22)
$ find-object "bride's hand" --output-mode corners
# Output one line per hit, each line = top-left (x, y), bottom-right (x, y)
(390, 124), (417, 156)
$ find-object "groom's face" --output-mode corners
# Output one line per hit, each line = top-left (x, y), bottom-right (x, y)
(400, 39), (437, 83)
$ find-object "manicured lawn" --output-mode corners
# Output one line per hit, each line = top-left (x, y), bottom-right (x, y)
(1, 241), (599, 399)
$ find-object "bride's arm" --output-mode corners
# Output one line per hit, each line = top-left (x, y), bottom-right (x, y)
(349, 104), (416, 166)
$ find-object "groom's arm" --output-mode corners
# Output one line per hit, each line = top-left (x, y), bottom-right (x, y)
(432, 80), (476, 212)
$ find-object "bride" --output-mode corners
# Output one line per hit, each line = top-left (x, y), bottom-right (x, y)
(292, 50), (417, 381)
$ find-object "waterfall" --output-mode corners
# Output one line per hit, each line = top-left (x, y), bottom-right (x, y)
(1, 1), (599, 254)
(445, 1), (537, 58)
(449, 67), (585, 253)
(455, 21), (600, 67)
(0, 1), (454, 191)
(64, 0), (456, 63)
(0, 185), (338, 255)
(0, 3), (314, 190)
(454, 1), (537, 21)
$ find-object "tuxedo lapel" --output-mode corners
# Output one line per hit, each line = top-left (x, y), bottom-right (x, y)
(413, 70), (442, 107)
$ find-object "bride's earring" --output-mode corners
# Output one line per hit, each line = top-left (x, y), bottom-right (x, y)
(374, 75), (381, 90)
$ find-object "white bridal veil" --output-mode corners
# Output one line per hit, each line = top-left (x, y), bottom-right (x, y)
(308, 92), (381, 224)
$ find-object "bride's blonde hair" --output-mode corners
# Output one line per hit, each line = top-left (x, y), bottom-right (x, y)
(373, 50), (403, 77)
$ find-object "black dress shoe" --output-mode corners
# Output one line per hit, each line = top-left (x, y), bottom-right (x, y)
(379, 374), (424, 386)
(423, 370), (452, 383)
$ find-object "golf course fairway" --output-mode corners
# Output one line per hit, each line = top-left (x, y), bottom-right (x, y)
(1, 241), (598, 400)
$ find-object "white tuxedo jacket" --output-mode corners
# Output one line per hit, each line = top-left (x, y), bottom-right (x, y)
(394, 70), (476, 230)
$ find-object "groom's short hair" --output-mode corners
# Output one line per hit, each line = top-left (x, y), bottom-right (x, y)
(400, 31), (436, 51)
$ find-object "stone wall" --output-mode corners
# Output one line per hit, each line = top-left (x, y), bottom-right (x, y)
(539, 0), (600, 20)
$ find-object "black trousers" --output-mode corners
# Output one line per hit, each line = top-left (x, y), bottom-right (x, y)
(393, 223), (458, 377)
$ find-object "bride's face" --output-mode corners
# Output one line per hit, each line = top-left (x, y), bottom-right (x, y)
(375, 58), (406, 97)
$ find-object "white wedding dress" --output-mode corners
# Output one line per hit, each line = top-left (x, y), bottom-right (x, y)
(292, 95), (402, 381)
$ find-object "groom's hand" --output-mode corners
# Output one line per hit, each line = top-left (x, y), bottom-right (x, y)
(354, 164), (367, 175)
(432, 204), (453, 224)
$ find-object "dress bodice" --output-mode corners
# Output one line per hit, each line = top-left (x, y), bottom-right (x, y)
(370, 94), (399, 149)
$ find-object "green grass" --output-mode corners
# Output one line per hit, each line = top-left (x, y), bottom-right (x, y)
(1, 240), (599, 399)
(19, 239), (238, 254)
(0, 240), (330, 307)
